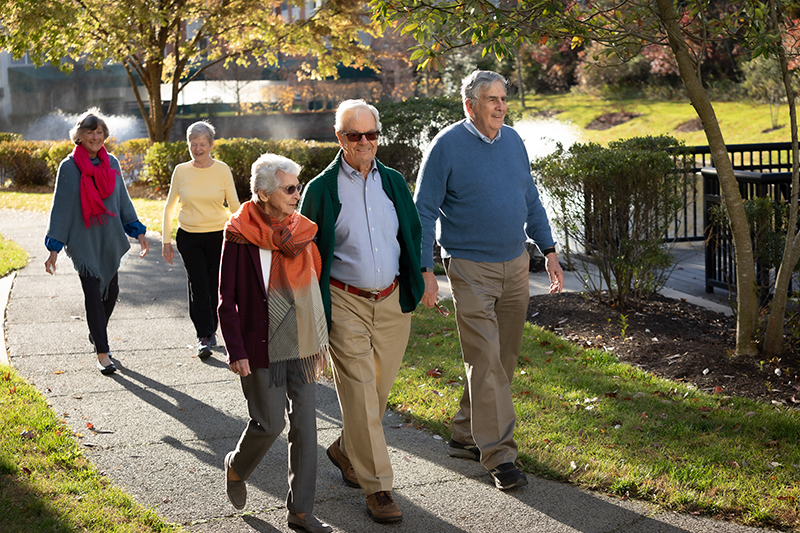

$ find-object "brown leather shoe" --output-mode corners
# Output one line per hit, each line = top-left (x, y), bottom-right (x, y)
(366, 491), (402, 523)
(326, 437), (360, 488)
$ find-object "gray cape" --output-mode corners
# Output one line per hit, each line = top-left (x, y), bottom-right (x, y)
(46, 153), (139, 296)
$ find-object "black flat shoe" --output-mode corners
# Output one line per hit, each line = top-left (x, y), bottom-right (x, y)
(96, 360), (116, 375)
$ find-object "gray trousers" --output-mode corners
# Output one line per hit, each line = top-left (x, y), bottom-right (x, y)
(228, 366), (317, 514)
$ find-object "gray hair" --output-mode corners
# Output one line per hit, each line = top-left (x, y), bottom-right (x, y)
(461, 70), (507, 117)
(69, 107), (109, 144)
(187, 121), (215, 144)
(251, 153), (302, 198)
(334, 99), (382, 133)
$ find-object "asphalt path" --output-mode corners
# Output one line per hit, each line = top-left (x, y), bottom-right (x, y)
(0, 208), (777, 533)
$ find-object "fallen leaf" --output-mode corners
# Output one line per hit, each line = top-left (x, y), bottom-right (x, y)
(54, 371), (65, 375)
(426, 368), (442, 378)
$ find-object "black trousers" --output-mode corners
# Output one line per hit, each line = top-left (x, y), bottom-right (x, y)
(176, 228), (223, 340)
(79, 272), (119, 354)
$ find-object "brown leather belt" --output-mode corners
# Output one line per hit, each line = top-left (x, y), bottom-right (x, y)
(330, 277), (398, 302)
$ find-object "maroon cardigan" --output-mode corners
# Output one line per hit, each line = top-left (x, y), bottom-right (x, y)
(217, 239), (270, 367)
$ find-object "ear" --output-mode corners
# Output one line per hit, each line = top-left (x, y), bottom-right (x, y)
(464, 98), (475, 119)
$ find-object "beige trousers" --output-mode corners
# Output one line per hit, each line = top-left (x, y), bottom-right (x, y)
(446, 251), (530, 470)
(328, 284), (411, 495)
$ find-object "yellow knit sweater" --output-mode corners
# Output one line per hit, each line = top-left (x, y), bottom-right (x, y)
(162, 160), (241, 241)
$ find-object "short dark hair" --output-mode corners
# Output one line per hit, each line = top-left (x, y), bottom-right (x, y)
(69, 108), (110, 144)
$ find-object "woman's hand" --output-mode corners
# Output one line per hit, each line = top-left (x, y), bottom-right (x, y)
(137, 234), (149, 258)
(162, 242), (174, 265)
(229, 358), (251, 377)
(44, 251), (58, 275)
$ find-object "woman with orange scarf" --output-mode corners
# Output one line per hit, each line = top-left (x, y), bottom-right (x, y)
(218, 153), (331, 533)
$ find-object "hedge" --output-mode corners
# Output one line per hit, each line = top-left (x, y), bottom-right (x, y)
(0, 137), (419, 198)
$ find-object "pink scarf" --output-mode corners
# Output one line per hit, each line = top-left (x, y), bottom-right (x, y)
(73, 144), (118, 228)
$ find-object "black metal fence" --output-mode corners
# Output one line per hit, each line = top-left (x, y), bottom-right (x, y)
(684, 142), (796, 294)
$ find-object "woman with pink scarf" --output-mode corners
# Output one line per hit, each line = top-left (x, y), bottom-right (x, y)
(44, 108), (149, 375)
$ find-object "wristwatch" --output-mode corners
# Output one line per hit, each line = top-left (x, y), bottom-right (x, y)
(421, 267), (434, 273)
(541, 246), (557, 256)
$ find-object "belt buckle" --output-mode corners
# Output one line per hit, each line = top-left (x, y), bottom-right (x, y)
(367, 290), (381, 301)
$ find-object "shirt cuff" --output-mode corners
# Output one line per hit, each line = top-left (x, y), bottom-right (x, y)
(45, 236), (64, 253)
(124, 220), (147, 239)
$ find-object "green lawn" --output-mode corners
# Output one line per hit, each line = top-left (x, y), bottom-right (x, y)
(395, 303), (800, 531)
(517, 94), (790, 147)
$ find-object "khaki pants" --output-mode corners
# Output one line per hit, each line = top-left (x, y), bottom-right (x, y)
(446, 251), (529, 469)
(328, 284), (411, 495)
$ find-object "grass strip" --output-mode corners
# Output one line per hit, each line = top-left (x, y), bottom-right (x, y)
(393, 302), (800, 531)
(0, 365), (183, 532)
(0, 234), (27, 278)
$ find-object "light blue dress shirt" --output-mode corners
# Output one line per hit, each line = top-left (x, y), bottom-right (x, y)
(464, 118), (503, 144)
(329, 157), (401, 290)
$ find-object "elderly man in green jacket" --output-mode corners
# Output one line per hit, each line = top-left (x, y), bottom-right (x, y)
(299, 99), (424, 524)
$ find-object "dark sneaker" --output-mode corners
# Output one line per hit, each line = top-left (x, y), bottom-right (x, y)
(326, 437), (360, 488)
(366, 491), (402, 523)
(489, 462), (528, 490)
(208, 333), (218, 347)
(448, 438), (480, 461)
(197, 336), (213, 359)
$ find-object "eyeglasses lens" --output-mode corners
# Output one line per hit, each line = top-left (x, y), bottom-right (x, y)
(283, 183), (303, 195)
(435, 302), (451, 317)
(345, 131), (379, 142)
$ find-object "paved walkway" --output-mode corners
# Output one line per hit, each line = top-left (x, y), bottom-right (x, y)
(0, 208), (774, 533)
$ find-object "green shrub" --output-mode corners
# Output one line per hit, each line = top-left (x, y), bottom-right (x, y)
(140, 138), (340, 202)
(378, 143), (423, 182)
(212, 138), (274, 200)
(43, 140), (74, 178)
(0, 132), (22, 142)
(709, 196), (800, 301)
(112, 138), (151, 184)
(532, 135), (685, 307)
(0, 140), (51, 187)
(141, 141), (190, 192)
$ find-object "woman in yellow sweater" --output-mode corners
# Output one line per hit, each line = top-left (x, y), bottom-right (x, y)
(162, 121), (241, 359)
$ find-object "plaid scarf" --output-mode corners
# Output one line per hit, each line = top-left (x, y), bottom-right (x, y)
(72, 144), (118, 228)
(225, 200), (328, 385)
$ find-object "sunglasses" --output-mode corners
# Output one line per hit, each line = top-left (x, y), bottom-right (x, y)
(435, 302), (451, 317)
(342, 131), (380, 142)
(279, 183), (303, 195)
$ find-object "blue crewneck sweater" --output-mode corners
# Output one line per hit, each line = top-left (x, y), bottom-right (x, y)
(414, 120), (556, 268)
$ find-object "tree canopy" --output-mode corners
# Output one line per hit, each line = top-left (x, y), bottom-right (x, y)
(0, 0), (376, 142)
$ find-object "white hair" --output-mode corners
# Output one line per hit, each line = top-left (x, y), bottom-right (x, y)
(334, 99), (382, 132)
(186, 121), (216, 144)
(251, 153), (302, 198)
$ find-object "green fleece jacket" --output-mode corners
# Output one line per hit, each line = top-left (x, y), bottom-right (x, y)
(299, 151), (424, 330)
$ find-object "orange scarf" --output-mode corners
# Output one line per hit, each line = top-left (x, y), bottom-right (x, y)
(225, 200), (328, 384)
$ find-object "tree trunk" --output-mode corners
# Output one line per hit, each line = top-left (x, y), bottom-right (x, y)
(763, 0), (800, 356)
(655, 0), (760, 356)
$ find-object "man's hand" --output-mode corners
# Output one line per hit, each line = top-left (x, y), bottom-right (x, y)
(545, 253), (564, 294)
(421, 271), (439, 308)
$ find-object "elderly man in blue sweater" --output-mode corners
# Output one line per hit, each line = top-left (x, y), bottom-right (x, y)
(414, 70), (564, 491)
